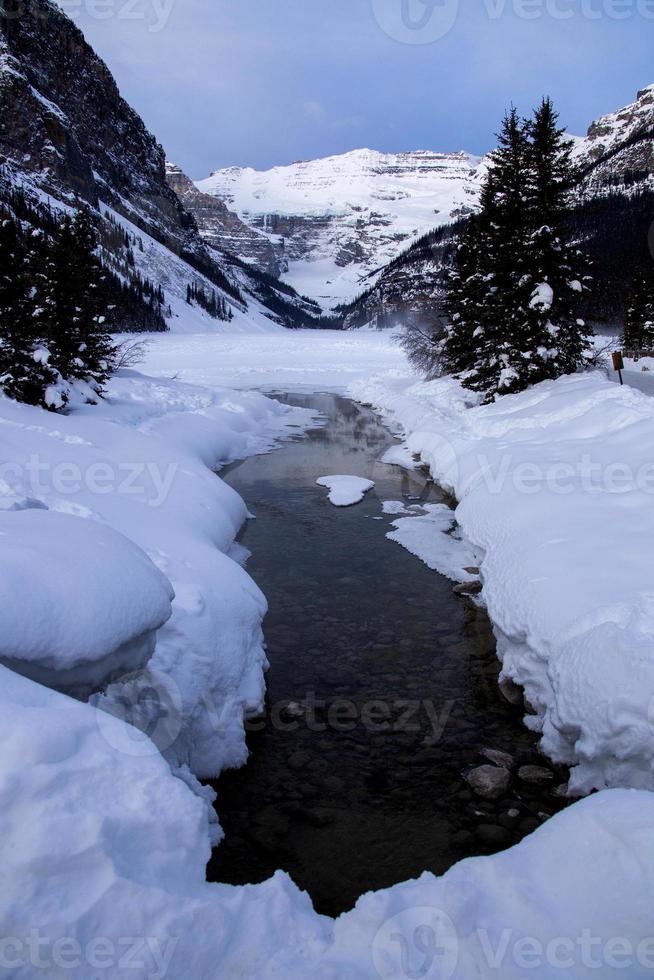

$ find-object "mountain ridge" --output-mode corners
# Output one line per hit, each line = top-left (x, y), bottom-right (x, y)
(194, 147), (483, 309)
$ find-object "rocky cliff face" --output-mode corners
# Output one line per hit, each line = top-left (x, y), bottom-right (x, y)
(0, 0), (195, 253)
(0, 0), (319, 329)
(165, 162), (283, 277)
(577, 84), (654, 192)
(195, 148), (482, 309)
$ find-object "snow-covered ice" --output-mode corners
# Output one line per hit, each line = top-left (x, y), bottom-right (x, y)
(386, 503), (482, 583)
(136, 328), (411, 392)
(317, 474), (375, 506)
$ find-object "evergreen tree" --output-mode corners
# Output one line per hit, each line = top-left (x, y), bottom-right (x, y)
(441, 199), (494, 377)
(623, 274), (654, 352)
(0, 218), (55, 405)
(519, 97), (593, 385)
(47, 209), (115, 403)
(442, 100), (592, 400)
(442, 108), (533, 397)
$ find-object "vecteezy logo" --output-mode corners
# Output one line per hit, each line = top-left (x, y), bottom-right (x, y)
(372, 906), (459, 979)
(372, 0), (460, 44)
(94, 668), (183, 758)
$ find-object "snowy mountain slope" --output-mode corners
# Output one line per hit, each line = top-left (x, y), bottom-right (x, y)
(575, 83), (654, 193)
(196, 148), (483, 308)
(100, 204), (286, 334)
(164, 164), (328, 328)
(0, 0), (313, 331)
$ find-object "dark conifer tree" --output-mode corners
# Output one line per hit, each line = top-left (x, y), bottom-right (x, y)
(441, 201), (493, 377)
(442, 100), (592, 400)
(518, 97), (593, 385)
(623, 274), (654, 352)
(442, 109), (532, 397)
(0, 218), (55, 405)
(47, 209), (115, 402)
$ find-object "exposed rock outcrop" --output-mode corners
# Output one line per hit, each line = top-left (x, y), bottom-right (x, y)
(165, 162), (283, 277)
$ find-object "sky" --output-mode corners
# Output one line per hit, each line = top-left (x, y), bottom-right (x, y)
(55, 0), (654, 178)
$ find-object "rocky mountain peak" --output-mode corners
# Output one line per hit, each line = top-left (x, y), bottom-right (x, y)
(194, 147), (483, 309)
(165, 160), (282, 277)
(580, 84), (654, 188)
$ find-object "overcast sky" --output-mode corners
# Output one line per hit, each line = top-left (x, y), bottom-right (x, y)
(56, 0), (653, 178)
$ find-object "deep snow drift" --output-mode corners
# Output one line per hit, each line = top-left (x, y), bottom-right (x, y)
(0, 510), (174, 697)
(1, 679), (652, 980)
(0, 367), (315, 783)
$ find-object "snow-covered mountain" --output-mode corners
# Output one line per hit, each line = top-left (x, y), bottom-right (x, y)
(0, 0), (317, 332)
(576, 83), (654, 193)
(338, 85), (654, 332)
(185, 86), (654, 323)
(195, 148), (483, 308)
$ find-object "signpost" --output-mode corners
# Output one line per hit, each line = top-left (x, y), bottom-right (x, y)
(612, 351), (625, 386)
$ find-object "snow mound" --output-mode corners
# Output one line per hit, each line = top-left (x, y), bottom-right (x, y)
(381, 443), (420, 469)
(0, 367), (315, 780)
(316, 474), (375, 506)
(0, 510), (173, 696)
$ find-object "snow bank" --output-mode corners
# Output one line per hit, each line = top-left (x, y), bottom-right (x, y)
(1, 673), (652, 980)
(0, 510), (173, 696)
(0, 369), (315, 780)
(317, 474), (375, 506)
(350, 369), (654, 794)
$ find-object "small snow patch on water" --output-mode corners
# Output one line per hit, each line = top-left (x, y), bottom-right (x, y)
(316, 475), (375, 507)
(387, 503), (482, 583)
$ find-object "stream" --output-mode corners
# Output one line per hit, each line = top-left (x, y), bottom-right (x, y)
(208, 392), (570, 917)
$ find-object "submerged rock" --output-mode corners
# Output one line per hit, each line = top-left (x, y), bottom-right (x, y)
(518, 765), (554, 784)
(464, 765), (511, 800)
(498, 676), (524, 706)
(476, 824), (512, 847)
(480, 747), (515, 770)
(453, 581), (483, 596)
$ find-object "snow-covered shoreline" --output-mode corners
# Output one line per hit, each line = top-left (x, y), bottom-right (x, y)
(0, 368), (317, 788)
(350, 368), (654, 795)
